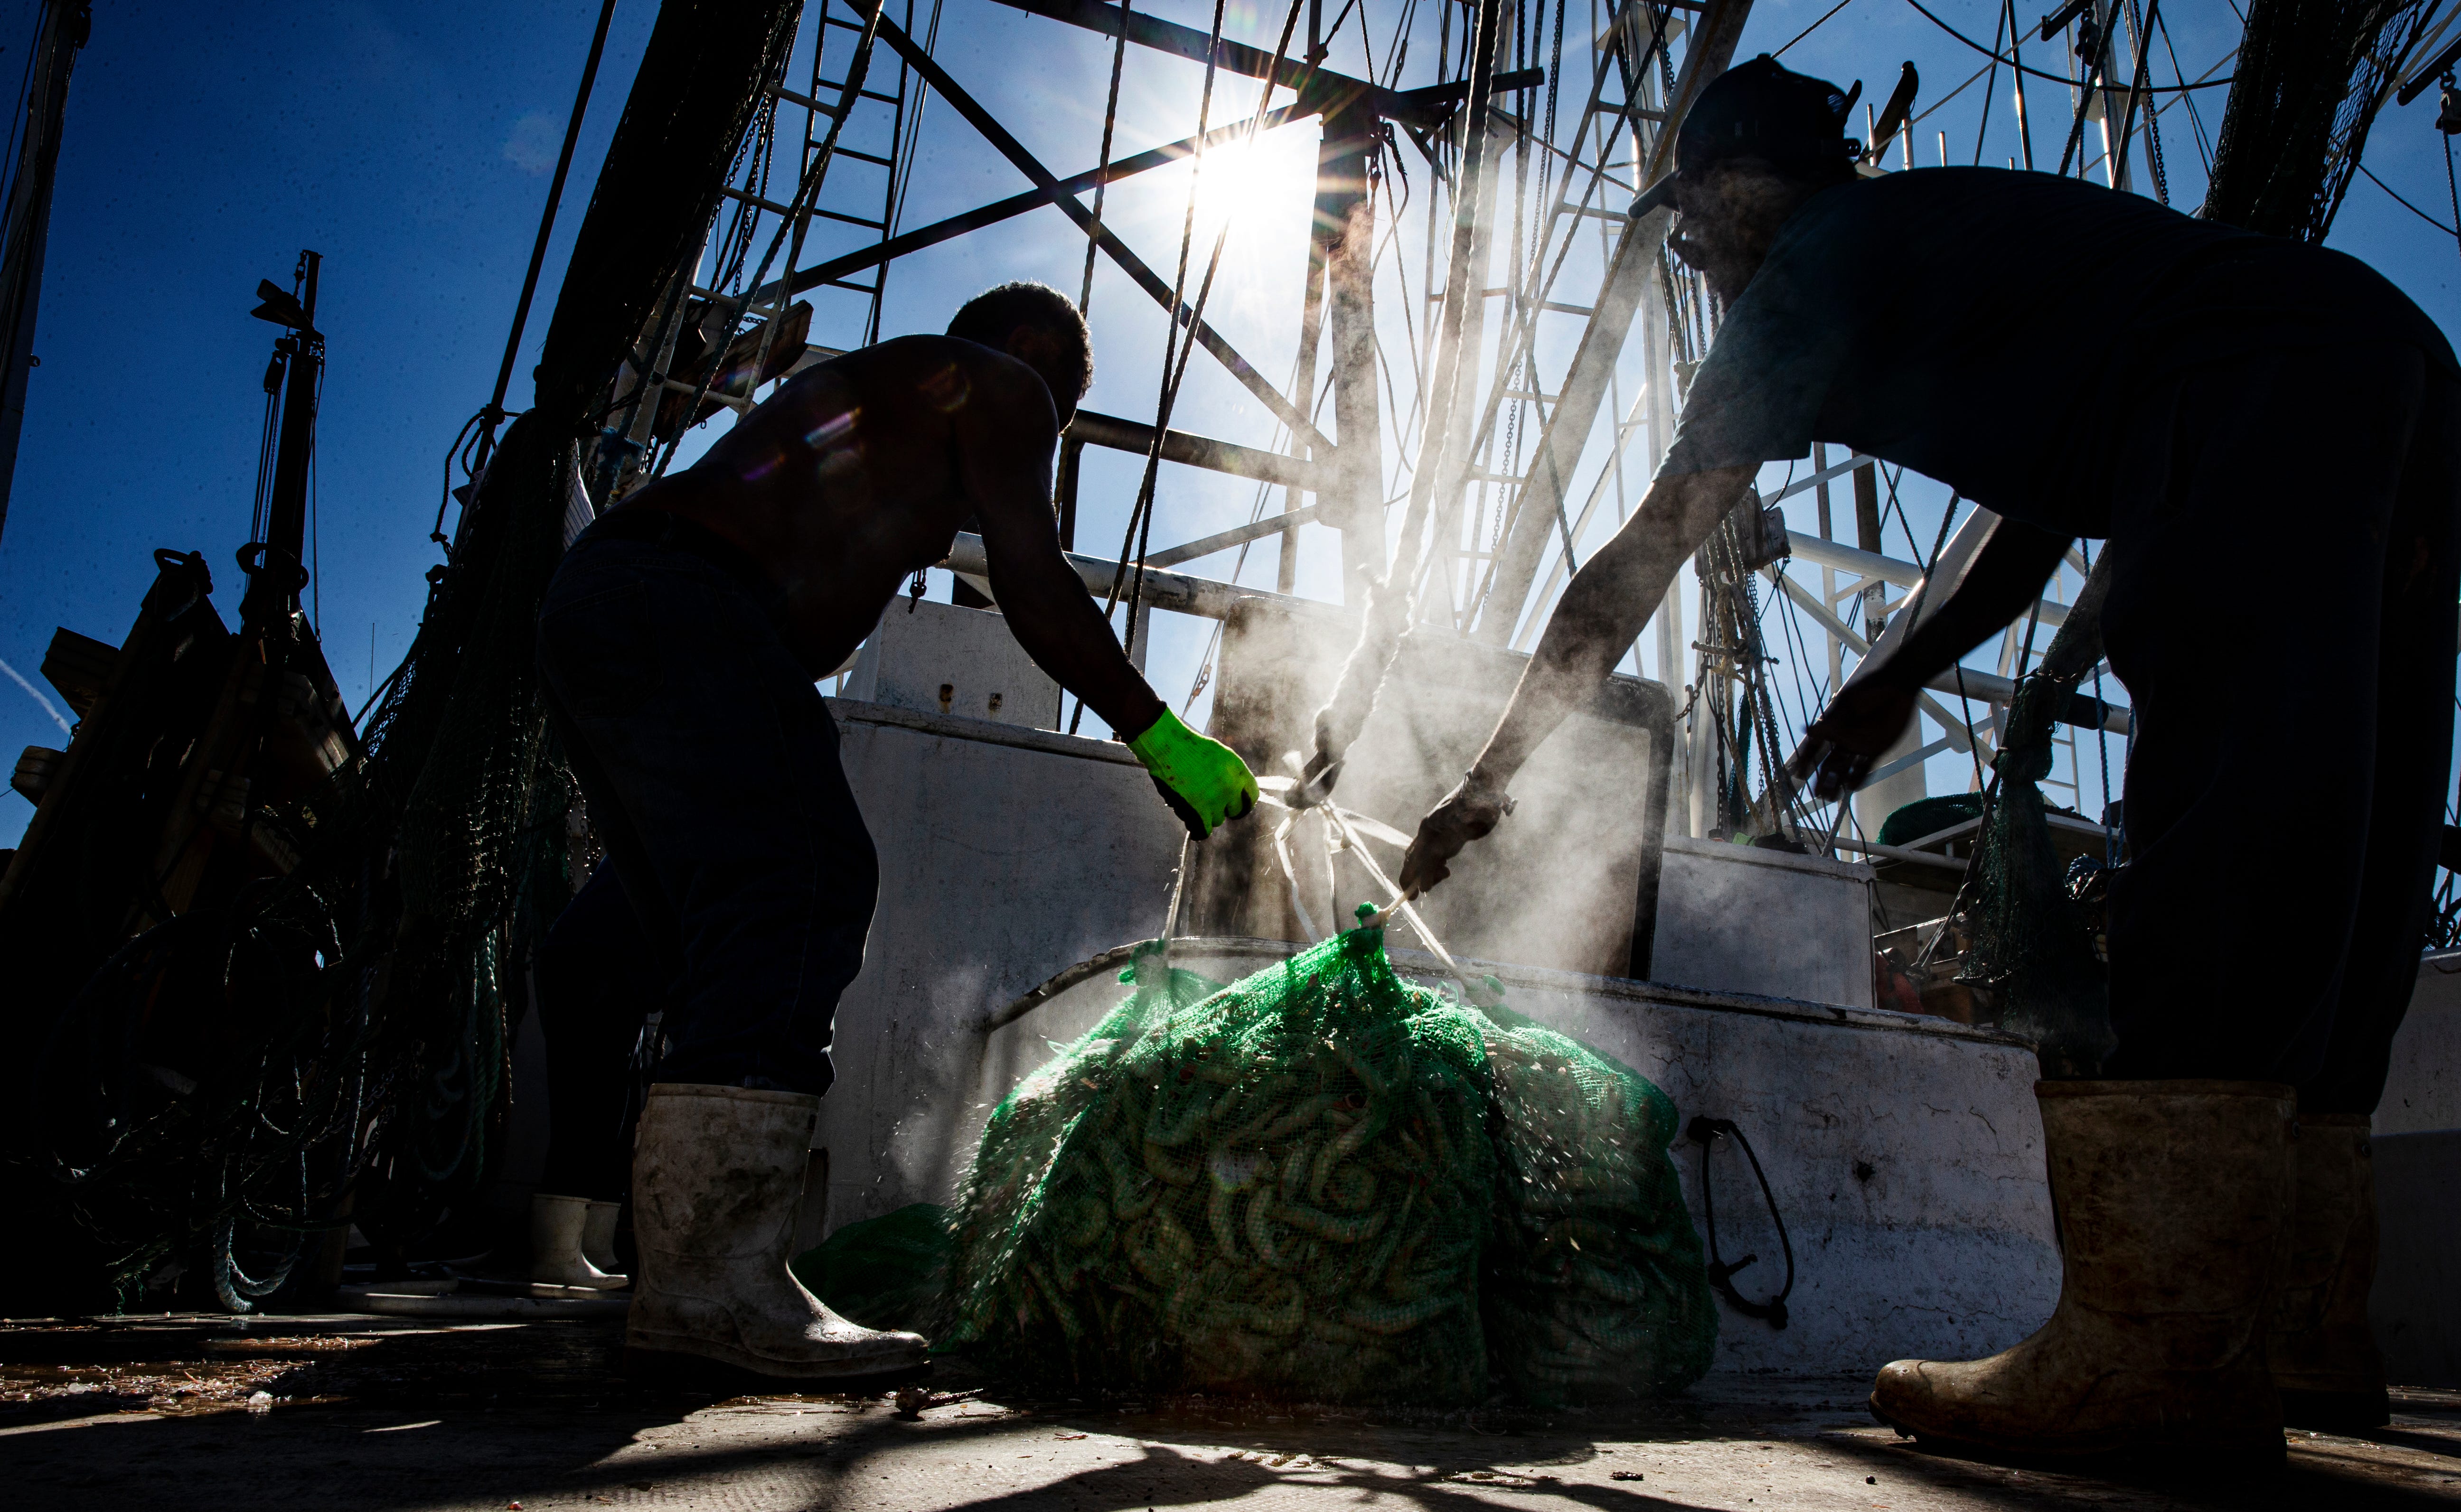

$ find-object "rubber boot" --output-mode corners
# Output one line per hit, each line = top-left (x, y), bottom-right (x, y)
(1869, 1080), (2294, 1457)
(626, 1083), (928, 1381)
(582, 1201), (629, 1288)
(530, 1193), (628, 1290)
(2271, 1113), (2390, 1429)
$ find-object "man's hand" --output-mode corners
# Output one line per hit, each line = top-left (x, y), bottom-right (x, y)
(1397, 775), (1512, 898)
(1791, 676), (1919, 801)
(1127, 709), (1259, 839)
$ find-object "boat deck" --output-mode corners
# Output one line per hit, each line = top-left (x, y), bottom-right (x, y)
(1, 1313), (2453, 1510)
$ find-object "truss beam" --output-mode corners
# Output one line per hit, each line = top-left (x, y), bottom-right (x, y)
(856, 1), (1334, 456)
(1069, 408), (1326, 492)
(942, 530), (1346, 623)
(987, 0), (1543, 130)
(775, 100), (1309, 303)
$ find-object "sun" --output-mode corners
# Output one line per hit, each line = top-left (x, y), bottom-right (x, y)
(1188, 134), (1289, 223)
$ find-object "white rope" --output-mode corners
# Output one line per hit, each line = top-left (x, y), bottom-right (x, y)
(1254, 775), (1494, 1006)
(1269, 812), (1324, 943)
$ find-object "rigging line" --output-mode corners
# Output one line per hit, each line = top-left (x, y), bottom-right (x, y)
(2079, 539), (2117, 862)
(1093, 0), (1323, 716)
(2445, 127), (2461, 277)
(1118, 6), (1330, 619)
(1885, 480), (1988, 791)
(1448, 121), (1650, 601)
(0, 22), (38, 214)
(2126, 0), (2169, 202)
(1320, 0), (1366, 61)
(2008, 0), (2036, 169)
(1376, 173), (1421, 388)
(1531, 0), (1570, 282)
(1180, 350), (1324, 712)
(863, 17), (1333, 454)
(1079, 0), (1134, 314)
(1902, 0), (2228, 93)
(2149, 39), (2234, 121)
(2054, 24), (2109, 179)
(1388, 0), (1418, 88)
(874, 0), (951, 341)
(1370, 0), (1407, 87)
(1971, 0), (2004, 164)
(1909, 58), (1996, 131)
(1099, 0), (1239, 656)
(2150, 11), (2214, 180)
(2361, 159), (2459, 236)
(2104, 0), (2162, 199)
(428, 408), (487, 551)
(1773, 0), (1859, 59)
(710, 64), (776, 296)
(1767, 564), (1833, 825)
(473, 0), (620, 471)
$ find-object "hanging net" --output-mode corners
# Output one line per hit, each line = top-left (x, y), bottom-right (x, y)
(806, 923), (1713, 1404)
(1953, 669), (2115, 1077)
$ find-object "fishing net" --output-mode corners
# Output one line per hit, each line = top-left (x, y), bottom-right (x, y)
(2202, 0), (2431, 243)
(901, 922), (1712, 1404)
(1953, 671), (2114, 1077)
(1476, 1001), (1714, 1403)
(0, 0), (810, 1311)
(944, 927), (1494, 1402)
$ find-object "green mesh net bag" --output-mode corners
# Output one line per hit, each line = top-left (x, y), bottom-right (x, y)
(930, 921), (1716, 1404)
(1475, 1002), (1715, 1402)
(945, 927), (1497, 1403)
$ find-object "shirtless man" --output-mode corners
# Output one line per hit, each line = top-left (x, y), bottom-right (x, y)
(536, 281), (1258, 1381)
(1398, 58), (2457, 1456)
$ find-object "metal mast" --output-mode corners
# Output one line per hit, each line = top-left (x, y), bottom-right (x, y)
(0, 0), (90, 546)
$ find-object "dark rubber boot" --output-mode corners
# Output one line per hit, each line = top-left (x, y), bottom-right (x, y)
(1869, 1080), (2294, 1458)
(2271, 1113), (2391, 1430)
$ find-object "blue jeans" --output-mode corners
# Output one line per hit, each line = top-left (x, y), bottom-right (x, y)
(535, 512), (877, 1096)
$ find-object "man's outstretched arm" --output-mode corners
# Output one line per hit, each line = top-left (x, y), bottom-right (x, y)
(975, 491), (1165, 741)
(964, 383), (1255, 837)
(1398, 463), (1757, 896)
(1795, 517), (2070, 799)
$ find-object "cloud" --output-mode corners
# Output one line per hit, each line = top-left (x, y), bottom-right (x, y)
(0, 655), (71, 737)
(503, 109), (562, 175)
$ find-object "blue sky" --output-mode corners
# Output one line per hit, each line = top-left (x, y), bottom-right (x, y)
(4, 0), (2459, 849)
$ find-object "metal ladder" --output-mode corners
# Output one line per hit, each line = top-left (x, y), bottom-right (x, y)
(596, 0), (920, 500)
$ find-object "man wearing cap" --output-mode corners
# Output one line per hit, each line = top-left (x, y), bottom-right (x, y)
(1398, 56), (2458, 1456)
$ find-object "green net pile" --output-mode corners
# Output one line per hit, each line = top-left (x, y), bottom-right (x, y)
(1476, 1001), (1716, 1401)
(807, 921), (1713, 1405)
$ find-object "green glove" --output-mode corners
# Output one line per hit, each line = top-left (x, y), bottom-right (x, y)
(1127, 709), (1259, 839)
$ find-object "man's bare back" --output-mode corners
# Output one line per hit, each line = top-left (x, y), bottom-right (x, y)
(619, 333), (1162, 738)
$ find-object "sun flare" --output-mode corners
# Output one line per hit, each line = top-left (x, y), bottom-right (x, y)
(1188, 135), (1287, 223)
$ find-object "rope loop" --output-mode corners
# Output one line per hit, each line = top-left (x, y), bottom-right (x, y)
(1686, 1114), (1794, 1329)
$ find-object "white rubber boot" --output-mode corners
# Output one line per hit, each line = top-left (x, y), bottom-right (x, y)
(582, 1201), (629, 1288)
(626, 1083), (928, 1381)
(530, 1193), (628, 1290)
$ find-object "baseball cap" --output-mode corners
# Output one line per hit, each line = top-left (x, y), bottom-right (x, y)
(1632, 55), (1862, 215)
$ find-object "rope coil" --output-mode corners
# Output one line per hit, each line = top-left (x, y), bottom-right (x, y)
(1686, 1114), (1794, 1329)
